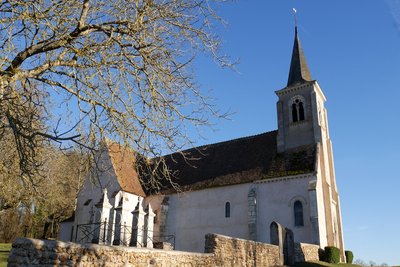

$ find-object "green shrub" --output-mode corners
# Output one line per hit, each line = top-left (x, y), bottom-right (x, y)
(324, 246), (340, 263)
(345, 250), (354, 263)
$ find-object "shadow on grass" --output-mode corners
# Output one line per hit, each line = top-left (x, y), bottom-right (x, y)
(294, 261), (362, 267)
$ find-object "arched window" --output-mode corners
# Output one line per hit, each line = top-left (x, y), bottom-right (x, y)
(292, 103), (298, 122)
(299, 102), (305, 121)
(294, 200), (304, 226)
(225, 202), (231, 218)
(290, 96), (306, 123)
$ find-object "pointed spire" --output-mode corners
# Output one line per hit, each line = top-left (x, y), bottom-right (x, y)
(287, 27), (313, 86)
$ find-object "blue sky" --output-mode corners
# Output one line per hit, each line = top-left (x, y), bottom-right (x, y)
(190, 1), (400, 265)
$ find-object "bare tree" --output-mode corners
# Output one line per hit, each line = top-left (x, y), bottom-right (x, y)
(0, 141), (87, 241)
(34, 148), (88, 238)
(0, 209), (24, 242)
(0, 127), (44, 210)
(0, 0), (231, 189)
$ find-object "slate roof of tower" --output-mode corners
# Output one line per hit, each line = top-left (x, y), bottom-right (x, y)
(145, 130), (316, 194)
(287, 27), (313, 86)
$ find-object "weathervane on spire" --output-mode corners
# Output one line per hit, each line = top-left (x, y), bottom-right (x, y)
(293, 8), (298, 28)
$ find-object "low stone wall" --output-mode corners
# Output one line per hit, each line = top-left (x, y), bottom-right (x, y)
(8, 234), (282, 267)
(294, 242), (320, 262)
(205, 233), (282, 266)
(8, 238), (214, 267)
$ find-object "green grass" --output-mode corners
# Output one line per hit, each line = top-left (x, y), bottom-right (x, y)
(294, 261), (361, 267)
(0, 243), (12, 267)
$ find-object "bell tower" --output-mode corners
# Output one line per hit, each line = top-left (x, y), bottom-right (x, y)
(275, 27), (345, 259)
(275, 27), (328, 153)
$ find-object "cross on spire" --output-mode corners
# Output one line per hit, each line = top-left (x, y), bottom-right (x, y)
(293, 8), (298, 28)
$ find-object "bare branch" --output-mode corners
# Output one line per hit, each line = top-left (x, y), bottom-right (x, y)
(0, 0), (232, 191)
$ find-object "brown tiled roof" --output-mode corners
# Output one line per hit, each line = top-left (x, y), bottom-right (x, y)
(105, 141), (146, 197)
(147, 130), (316, 194)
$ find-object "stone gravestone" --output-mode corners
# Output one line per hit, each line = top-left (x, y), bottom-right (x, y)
(270, 221), (284, 265)
(284, 227), (295, 266)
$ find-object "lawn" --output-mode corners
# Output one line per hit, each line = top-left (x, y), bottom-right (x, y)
(294, 261), (361, 267)
(0, 243), (11, 267)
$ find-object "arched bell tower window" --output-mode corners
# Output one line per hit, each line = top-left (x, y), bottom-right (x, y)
(294, 200), (304, 227)
(292, 103), (298, 122)
(299, 102), (305, 120)
(290, 96), (306, 123)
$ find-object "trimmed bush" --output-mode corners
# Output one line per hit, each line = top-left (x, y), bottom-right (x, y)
(345, 250), (354, 264)
(324, 246), (340, 263)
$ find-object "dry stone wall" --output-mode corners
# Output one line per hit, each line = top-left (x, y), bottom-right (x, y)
(294, 242), (320, 262)
(8, 234), (282, 267)
(8, 238), (214, 267)
(205, 233), (282, 266)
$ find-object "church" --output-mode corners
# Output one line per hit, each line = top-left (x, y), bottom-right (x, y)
(59, 27), (345, 258)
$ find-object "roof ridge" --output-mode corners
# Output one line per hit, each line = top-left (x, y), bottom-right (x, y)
(102, 130), (278, 161)
(162, 130), (278, 156)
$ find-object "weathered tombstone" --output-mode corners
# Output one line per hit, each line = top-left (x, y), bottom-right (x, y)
(284, 227), (295, 266)
(270, 221), (284, 265)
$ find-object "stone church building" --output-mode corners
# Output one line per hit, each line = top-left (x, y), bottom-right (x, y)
(59, 27), (345, 257)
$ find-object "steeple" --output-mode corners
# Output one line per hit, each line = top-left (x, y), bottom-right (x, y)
(276, 26), (325, 153)
(287, 27), (313, 86)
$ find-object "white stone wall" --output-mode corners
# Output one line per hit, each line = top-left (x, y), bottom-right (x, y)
(165, 183), (249, 252)
(164, 174), (318, 253)
(255, 175), (316, 244)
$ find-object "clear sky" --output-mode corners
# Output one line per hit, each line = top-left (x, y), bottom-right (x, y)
(189, 1), (400, 265)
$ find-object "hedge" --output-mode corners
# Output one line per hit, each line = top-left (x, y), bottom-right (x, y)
(325, 246), (340, 263)
(345, 250), (354, 263)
